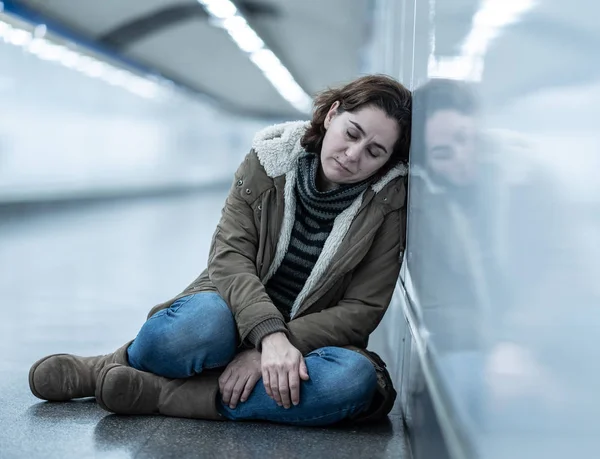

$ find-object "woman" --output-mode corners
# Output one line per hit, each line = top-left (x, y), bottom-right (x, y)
(29, 75), (412, 427)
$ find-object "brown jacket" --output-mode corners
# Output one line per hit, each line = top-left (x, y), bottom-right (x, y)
(148, 121), (407, 421)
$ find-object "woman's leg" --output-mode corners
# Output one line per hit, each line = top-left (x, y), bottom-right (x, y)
(29, 291), (236, 402)
(218, 347), (378, 426)
(127, 292), (237, 378)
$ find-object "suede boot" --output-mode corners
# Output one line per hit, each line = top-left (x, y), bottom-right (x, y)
(95, 364), (224, 421)
(29, 341), (132, 401)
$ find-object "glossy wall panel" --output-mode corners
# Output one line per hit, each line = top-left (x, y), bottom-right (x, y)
(370, 0), (600, 457)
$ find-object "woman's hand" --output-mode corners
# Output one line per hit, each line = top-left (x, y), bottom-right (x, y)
(260, 332), (310, 408)
(218, 349), (262, 409)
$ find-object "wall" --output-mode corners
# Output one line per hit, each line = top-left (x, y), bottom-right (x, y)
(369, 0), (600, 458)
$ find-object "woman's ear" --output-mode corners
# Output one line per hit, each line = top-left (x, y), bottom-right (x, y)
(324, 101), (341, 130)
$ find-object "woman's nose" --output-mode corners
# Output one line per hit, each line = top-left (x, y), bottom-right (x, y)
(344, 144), (362, 160)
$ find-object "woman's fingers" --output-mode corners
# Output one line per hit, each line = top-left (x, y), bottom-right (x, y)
(288, 368), (301, 406)
(262, 368), (273, 398)
(278, 368), (292, 409)
(219, 350), (263, 409)
(264, 367), (282, 406)
(270, 369), (283, 406)
(221, 374), (239, 406)
(240, 372), (260, 404)
(228, 374), (249, 409)
(299, 357), (310, 381)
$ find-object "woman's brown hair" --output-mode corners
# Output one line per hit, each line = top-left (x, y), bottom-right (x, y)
(301, 74), (412, 174)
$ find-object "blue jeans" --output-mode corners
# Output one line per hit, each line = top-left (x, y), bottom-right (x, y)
(127, 292), (377, 426)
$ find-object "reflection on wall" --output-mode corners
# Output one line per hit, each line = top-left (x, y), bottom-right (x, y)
(0, 33), (268, 201)
(408, 76), (600, 458)
(409, 79), (490, 356)
(369, 0), (600, 458)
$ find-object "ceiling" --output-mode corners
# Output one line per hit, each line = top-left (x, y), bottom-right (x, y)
(11, 0), (373, 118)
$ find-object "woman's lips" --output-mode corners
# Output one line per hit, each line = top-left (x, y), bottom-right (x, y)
(334, 159), (353, 174)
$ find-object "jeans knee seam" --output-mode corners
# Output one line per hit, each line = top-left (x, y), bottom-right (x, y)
(146, 294), (195, 322)
(167, 294), (196, 314)
(307, 349), (325, 358)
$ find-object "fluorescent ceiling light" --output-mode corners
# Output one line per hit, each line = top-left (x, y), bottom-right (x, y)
(6, 28), (30, 46)
(429, 0), (536, 81)
(461, 0), (536, 57)
(197, 0), (312, 114)
(59, 48), (80, 68)
(222, 16), (264, 53)
(0, 19), (164, 100)
(428, 55), (484, 81)
(472, 0), (535, 29)
(29, 39), (63, 61)
(81, 61), (107, 78)
(250, 49), (312, 112)
(197, 0), (237, 19)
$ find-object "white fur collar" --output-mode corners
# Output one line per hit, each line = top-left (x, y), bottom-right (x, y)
(252, 121), (310, 178)
(255, 121), (407, 318)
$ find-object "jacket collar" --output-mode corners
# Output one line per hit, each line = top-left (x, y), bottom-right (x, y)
(252, 121), (407, 193)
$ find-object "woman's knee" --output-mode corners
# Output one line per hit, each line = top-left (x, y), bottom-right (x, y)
(128, 293), (237, 373)
(127, 313), (183, 372)
(307, 347), (378, 404)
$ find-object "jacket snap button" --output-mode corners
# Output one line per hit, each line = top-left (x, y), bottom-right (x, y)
(383, 197), (388, 202)
(237, 179), (243, 186)
(245, 189), (252, 195)
(257, 204), (262, 210)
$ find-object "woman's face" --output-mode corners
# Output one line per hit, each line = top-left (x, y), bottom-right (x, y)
(320, 102), (399, 186)
(424, 109), (478, 186)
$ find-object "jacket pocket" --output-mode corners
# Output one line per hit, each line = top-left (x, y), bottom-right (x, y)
(253, 198), (267, 274)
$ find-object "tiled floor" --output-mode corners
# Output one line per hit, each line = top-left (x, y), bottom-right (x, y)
(0, 191), (410, 459)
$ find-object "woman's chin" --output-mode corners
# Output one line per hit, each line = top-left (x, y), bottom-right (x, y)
(322, 170), (346, 186)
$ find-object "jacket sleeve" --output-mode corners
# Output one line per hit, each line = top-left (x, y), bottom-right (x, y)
(286, 208), (406, 355)
(207, 151), (289, 347)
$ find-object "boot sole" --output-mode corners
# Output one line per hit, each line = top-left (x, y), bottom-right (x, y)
(28, 354), (70, 401)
